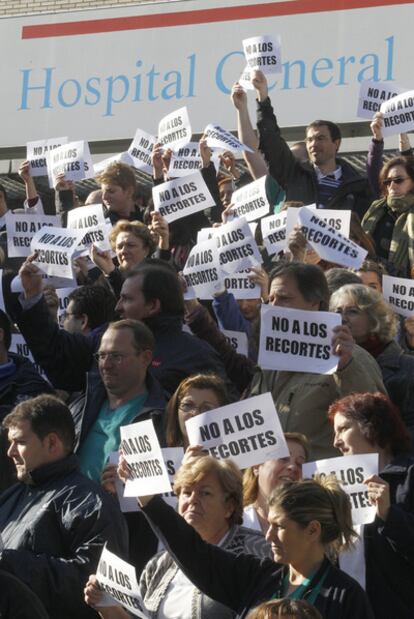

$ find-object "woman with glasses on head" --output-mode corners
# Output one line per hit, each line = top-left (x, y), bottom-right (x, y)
(328, 392), (414, 619)
(362, 156), (414, 277)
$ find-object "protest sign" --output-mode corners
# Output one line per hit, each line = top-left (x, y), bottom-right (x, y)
(221, 329), (249, 357)
(214, 217), (262, 274)
(56, 287), (77, 324)
(357, 80), (405, 119)
(26, 136), (68, 177)
(11, 272), (77, 292)
(303, 453), (378, 525)
(258, 305), (341, 374)
(230, 176), (269, 222)
(380, 89), (414, 137)
(47, 140), (93, 187)
(243, 35), (282, 74)
(5, 211), (60, 258)
(286, 206), (351, 243)
(96, 546), (148, 618)
(152, 170), (215, 223)
(158, 106), (191, 150)
(67, 204), (111, 253)
(186, 392), (288, 468)
(169, 141), (220, 178)
(31, 226), (83, 279)
(128, 128), (157, 175)
(183, 239), (223, 299)
(109, 447), (183, 512)
(204, 124), (253, 154)
(382, 274), (414, 318)
(197, 222), (257, 245)
(0, 270), (4, 313)
(297, 206), (366, 269)
(10, 334), (47, 380)
(222, 268), (261, 299)
(261, 212), (287, 256)
(93, 152), (134, 176)
(120, 419), (171, 497)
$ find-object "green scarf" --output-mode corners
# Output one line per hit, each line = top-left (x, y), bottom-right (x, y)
(362, 193), (414, 277)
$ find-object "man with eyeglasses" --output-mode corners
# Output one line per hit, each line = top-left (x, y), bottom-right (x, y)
(248, 71), (373, 220)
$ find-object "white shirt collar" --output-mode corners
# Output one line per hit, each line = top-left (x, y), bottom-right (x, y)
(315, 165), (342, 181)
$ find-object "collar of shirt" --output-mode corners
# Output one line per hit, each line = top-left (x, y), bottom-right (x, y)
(315, 165), (343, 182)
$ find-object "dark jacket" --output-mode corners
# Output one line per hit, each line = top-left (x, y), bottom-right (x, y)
(364, 454), (414, 619)
(142, 496), (374, 619)
(0, 454), (128, 619)
(0, 571), (50, 619)
(0, 353), (54, 419)
(257, 98), (373, 220)
(375, 340), (414, 440)
(69, 369), (167, 450)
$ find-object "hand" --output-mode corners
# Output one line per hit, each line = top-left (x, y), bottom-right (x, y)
(101, 464), (118, 496)
(199, 136), (212, 168)
(182, 444), (208, 466)
(252, 70), (268, 102)
(18, 160), (31, 183)
(370, 112), (383, 141)
(219, 151), (239, 179)
(364, 474), (391, 521)
(84, 575), (105, 609)
(152, 142), (164, 179)
(90, 245), (115, 275)
(150, 211), (169, 250)
(43, 286), (59, 322)
(247, 266), (269, 301)
(231, 82), (248, 111)
(332, 324), (354, 370)
(54, 172), (75, 193)
(287, 225), (307, 261)
(18, 253), (44, 299)
(161, 148), (172, 176)
(221, 204), (235, 224)
(74, 256), (90, 279)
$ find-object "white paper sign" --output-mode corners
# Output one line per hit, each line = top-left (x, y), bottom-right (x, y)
(297, 206), (367, 269)
(303, 453), (378, 525)
(204, 123), (254, 154)
(230, 176), (269, 222)
(186, 393), (289, 468)
(222, 268), (261, 299)
(183, 239), (223, 299)
(214, 217), (262, 274)
(31, 226), (83, 279)
(258, 305), (341, 374)
(11, 273), (77, 292)
(243, 35), (282, 75)
(158, 106), (192, 150)
(67, 204), (111, 252)
(56, 287), (77, 324)
(380, 89), (414, 137)
(357, 80), (406, 119)
(47, 140), (93, 187)
(109, 447), (183, 512)
(169, 141), (219, 178)
(0, 270), (5, 313)
(26, 136), (68, 177)
(96, 546), (148, 618)
(197, 222), (257, 244)
(119, 419), (171, 497)
(10, 334), (47, 379)
(221, 329), (249, 357)
(382, 274), (414, 318)
(93, 152), (134, 176)
(152, 170), (215, 223)
(5, 212), (60, 258)
(128, 128), (157, 175)
(261, 212), (287, 256)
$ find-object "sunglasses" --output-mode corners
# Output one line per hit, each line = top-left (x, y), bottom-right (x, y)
(383, 176), (410, 187)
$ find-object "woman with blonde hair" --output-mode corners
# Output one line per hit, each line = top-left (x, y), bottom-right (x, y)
(246, 599), (322, 619)
(243, 433), (309, 533)
(330, 283), (414, 438)
(115, 469), (373, 618)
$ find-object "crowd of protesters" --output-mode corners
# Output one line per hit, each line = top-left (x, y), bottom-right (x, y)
(0, 68), (413, 619)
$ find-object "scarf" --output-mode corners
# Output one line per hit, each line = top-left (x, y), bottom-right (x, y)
(362, 193), (414, 278)
(359, 334), (388, 358)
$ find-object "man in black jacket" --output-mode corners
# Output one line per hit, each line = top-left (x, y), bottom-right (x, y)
(0, 394), (128, 619)
(233, 71), (373, 220)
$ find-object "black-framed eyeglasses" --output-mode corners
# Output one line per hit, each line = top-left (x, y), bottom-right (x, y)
(383, 176), (410, 187)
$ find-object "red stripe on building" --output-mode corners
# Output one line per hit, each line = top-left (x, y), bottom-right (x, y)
(22, 0), (414, 39)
